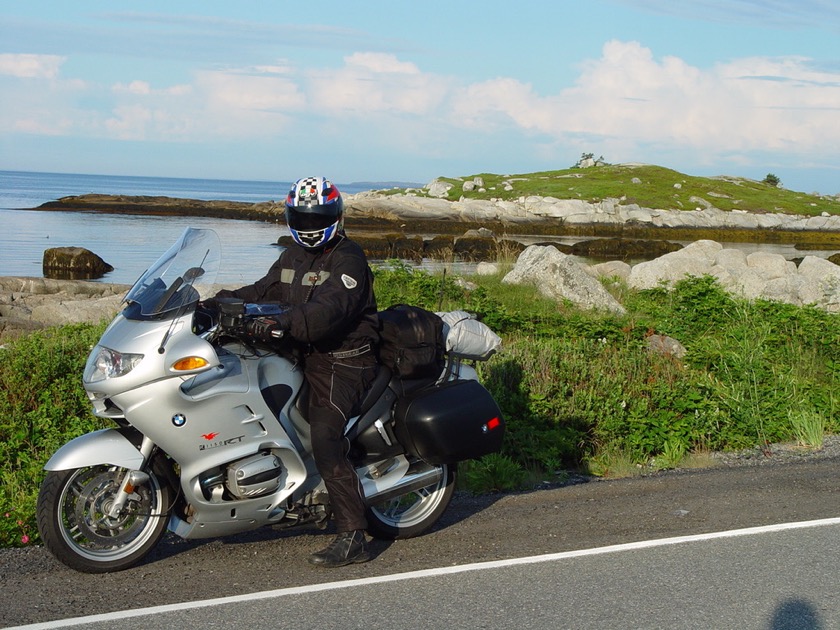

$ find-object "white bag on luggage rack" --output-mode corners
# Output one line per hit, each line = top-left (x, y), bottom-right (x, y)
(436, 310), (502, 361)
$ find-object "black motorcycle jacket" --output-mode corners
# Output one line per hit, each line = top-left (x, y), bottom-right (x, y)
(216, 234), (379, 356)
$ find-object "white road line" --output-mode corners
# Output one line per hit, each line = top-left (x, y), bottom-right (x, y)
(13, 516), (840, 630)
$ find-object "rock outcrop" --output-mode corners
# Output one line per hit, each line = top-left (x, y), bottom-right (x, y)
(345, 193), (840, 233)
(0, 278), (243, 343)
(0, 278), (130, 343)
(33, 191), (840, 238)
(42, 247), (114, 280)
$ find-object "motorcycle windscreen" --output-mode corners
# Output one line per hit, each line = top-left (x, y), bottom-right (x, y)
(123, 227), (222, 317)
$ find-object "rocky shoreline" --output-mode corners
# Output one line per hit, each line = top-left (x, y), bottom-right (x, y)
(5, 189), (838, 343)
(32, 190), (840, 245)
(27, 190), (840, 273)
(0, 277), (130, 342)
(3, 234), (839, 343)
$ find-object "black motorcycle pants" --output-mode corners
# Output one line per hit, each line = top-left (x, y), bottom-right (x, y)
(304, 352), (377, 533)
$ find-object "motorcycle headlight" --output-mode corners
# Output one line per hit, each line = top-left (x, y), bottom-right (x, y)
(84, 346), (144, 383)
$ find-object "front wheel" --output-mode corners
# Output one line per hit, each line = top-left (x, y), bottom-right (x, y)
(36, 459), (173, 573)
(366, 462), (456, 540)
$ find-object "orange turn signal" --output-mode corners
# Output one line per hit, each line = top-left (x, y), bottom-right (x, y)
(171, 356), (210, 371)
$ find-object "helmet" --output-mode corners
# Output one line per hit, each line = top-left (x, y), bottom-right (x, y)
(284, 176), (344, 249)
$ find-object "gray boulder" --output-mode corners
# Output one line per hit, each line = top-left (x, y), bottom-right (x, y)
(475, 262), (501, 276)
(502, 245), (626, 315)
(798, 256), (840, 310)
(626, 241), (840, 312)
(646, 334), (687, 359)
(425, 180), (453, 198)
(588, 260), (632, 282)
(628, 240), (723, 290)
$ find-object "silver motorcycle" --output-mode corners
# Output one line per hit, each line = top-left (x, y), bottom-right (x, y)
(36, 227), (504, 573)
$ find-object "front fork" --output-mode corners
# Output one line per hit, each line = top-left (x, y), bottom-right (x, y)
(106, 435), (157, 518)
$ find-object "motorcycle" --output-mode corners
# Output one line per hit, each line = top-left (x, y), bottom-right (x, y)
(36, 227), (505, 573)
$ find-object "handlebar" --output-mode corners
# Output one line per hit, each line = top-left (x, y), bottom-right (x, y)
(198, 298), (290, 347)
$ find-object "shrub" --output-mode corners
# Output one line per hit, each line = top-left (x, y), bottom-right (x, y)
(0, 322), (108, 547)
(762, 173), (781, 187)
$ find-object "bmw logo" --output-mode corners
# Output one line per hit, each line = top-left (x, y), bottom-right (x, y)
(172, 413), (187, 427)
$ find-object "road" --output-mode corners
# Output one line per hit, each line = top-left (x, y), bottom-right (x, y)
(3, 455), (840, 628)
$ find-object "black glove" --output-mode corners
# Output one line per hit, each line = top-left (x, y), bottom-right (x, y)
(245, 316), (286, 343)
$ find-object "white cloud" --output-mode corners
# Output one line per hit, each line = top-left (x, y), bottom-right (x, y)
(113, 80), (151, 95)
(98, 68), (301, 141)
(344, 52), (420, 75)
(105, 105), (153, 140)
(0, 53), (65, 78)
(449, 40), (840, 160)
(196, 69), (304, 112)
(253, 63), (294, 75)
(3, 41), (838, 178)
(307, 52), (449, 116)
(112, 80), (192, 96)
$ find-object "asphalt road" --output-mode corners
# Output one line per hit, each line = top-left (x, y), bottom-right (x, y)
(3, 455), (840, 628)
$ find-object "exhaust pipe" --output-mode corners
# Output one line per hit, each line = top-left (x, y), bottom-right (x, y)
(365, 466), (442, 505)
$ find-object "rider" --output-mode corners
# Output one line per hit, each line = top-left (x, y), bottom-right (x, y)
(213, 176), (379, 567)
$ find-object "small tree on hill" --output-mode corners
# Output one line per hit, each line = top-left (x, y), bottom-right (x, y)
(762, 173), (781, 187)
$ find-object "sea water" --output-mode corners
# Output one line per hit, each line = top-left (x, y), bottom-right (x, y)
(0, 171), (383, 285)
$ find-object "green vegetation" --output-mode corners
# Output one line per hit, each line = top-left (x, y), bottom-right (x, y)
(374, 264), (839, 485)
(1, 323), (110, 548)
(762, 173), (781, 188)
(2, 262), (839, 548)
(386, 163), (839, 218)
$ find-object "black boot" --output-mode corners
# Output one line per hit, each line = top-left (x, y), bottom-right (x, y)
(308, 530), (370, 567)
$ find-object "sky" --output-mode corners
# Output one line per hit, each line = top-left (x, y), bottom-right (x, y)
(1, 1), (839, 195)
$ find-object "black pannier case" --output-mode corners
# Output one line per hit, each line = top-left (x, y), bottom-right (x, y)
(394, 379), (505, 465)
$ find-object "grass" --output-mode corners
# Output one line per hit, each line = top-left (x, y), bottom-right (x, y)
(383, 163), (840, 218)
(789, 410), (827, 449)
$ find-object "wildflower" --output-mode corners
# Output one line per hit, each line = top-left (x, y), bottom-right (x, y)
(21, 535), (30, 545)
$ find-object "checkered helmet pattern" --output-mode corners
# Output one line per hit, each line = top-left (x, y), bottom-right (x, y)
(286, 176), (341, 207)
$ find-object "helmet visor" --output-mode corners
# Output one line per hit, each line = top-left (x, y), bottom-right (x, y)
(286, 207), (339, 232)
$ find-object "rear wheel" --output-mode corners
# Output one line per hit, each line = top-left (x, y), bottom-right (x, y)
(37, 459), (173, 573)
(366, 462), (456, 540)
